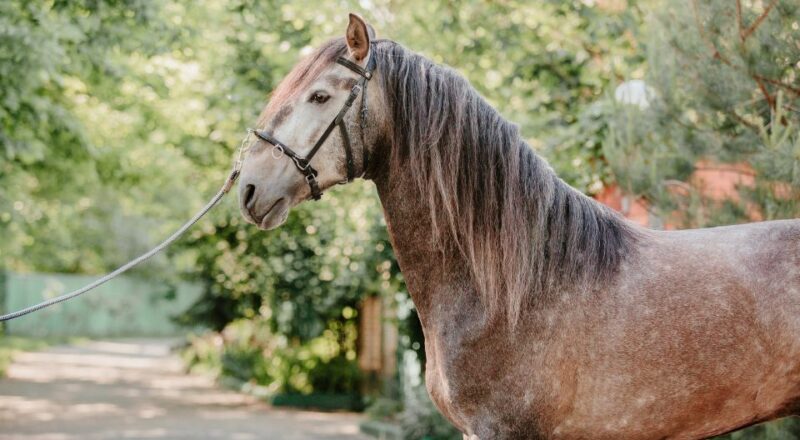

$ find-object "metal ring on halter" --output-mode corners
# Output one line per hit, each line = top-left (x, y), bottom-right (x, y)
(292, 156), (311, 171)
(271, 144), (284, 159)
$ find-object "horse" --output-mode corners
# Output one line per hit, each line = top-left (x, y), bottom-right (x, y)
(236, 13), (800, 439)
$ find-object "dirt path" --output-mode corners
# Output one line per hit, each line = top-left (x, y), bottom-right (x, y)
(0, 339), (370, 440)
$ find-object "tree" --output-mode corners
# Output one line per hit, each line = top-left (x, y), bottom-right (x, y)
(0, 0), (198, 275)
(606, 0), (800, 228)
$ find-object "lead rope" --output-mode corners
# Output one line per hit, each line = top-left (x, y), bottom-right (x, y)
(0, 138), (248, 322)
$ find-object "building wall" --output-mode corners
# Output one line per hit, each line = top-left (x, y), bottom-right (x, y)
(595, 160), (765, 228)
(2, 271), (202, 338)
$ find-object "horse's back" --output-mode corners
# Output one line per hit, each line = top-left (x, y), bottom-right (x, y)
(552, 219), (800, 439)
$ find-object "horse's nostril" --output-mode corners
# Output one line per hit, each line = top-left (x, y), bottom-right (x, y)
(243, 184), (256, 209)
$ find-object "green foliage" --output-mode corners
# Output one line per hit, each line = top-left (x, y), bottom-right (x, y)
(176, 183), (400, 338)
(607, 0), (800, 226)
(717, 419), (800, 440)
(400, 383), (461, 440)
(0, 0), (194, 274)
(183, 317), (362, 395)
(382, 0), (649, 193)
(365, 396), (404, 422)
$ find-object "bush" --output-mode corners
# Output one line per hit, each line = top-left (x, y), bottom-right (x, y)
(400, 383), (461, 440)
(183, 317), (362, 397)
(714, 418), (800, 440)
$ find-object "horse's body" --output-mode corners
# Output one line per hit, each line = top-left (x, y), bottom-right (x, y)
(237, 14), (800, 439)
(381, 164), (800, 438)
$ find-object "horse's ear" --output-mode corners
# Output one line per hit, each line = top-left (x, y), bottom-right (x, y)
(345, 13), (372, 62)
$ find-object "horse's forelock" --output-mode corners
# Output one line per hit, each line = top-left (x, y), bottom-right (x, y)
(258, 39), (349, 126)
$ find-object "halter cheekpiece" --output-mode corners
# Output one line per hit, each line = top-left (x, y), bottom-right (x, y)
(250, 49), (376, 201)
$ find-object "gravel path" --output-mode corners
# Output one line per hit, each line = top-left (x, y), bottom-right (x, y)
(0, 339), (370, 440)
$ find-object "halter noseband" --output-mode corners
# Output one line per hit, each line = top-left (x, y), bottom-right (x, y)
(250, 51), (376, 201)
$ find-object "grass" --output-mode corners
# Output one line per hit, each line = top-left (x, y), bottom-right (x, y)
(0, 335), (51, 377)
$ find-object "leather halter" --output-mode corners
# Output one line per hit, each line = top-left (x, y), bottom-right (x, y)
(250, 51), (376, 200)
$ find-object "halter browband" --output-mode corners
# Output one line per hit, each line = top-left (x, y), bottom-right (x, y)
(250, 50), (376, 200)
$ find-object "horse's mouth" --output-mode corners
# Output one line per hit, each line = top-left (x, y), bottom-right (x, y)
(257, 197), (288, 230)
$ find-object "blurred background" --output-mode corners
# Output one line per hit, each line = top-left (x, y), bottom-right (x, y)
(0, 0), (798, 439)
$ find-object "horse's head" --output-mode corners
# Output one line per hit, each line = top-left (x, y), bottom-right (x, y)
(238, 13), (384, 230)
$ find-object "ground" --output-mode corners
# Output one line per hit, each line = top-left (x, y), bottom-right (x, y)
(0, 339), (370, 440)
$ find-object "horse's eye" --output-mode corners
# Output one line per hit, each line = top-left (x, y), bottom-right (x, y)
(309, 92), (330, 104)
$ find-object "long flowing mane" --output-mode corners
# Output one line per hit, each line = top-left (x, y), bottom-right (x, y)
(373, 40), (640, 324)
(301, 39), (640, 324)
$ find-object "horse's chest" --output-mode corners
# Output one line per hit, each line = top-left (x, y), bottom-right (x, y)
(422, 307), (565, 438)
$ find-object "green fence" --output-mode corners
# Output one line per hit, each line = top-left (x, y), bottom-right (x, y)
(1, 271), (202, 338)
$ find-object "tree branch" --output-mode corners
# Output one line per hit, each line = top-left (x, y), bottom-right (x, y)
(742, 0), (779, 41)
(754, 76), (776, 110)
(735, 0), (745, 42)
(753, 74), (800, 96)
(725, 109), (760, 132)
(689, 2), (800, 98)
(691, 0), (718, 56)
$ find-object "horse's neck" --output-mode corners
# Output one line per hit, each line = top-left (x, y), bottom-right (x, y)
(373, 165), (536, 433)
(373, 170), (478, 326)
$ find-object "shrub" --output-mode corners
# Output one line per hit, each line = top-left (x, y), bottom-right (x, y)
(183, 317), (362, 396)
(400, 383), (461, 440)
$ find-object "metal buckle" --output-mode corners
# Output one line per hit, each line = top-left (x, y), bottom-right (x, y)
(271, 144), (284, 159)
(291, 156), (310, 171)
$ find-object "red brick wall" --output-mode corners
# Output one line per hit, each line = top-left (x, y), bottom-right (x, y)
(594, 184), (650, 227)
(594, 160), (775, 227)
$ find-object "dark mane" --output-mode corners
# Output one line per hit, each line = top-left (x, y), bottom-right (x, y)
(372, 40), (640, 323)
(299, 39), (639, 324)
